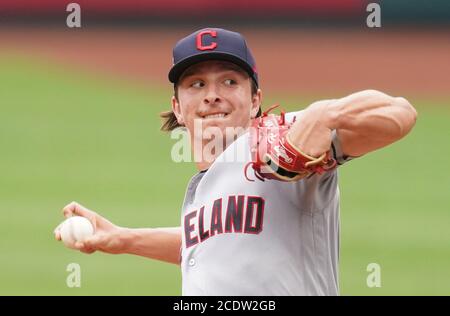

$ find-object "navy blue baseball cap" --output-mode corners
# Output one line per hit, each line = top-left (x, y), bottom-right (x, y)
(168, 28), (258, 87)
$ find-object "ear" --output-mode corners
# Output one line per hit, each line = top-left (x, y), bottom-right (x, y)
(250, 89), (262, 118)
(171, 96), (185, 125)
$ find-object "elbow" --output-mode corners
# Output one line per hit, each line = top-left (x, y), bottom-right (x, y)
(394, 97), (418, 137)
(396, 96), (418, 124)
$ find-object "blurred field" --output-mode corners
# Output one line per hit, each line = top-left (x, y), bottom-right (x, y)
(0, 53), (449, 296)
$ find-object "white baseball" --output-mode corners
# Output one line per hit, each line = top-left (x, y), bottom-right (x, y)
(59, 216), (95, 249)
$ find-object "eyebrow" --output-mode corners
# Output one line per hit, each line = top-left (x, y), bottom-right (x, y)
(180, 63), (248, 81)
(179, 68), (198, 79)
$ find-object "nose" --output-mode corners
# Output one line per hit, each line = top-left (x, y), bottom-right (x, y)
(203, 85), (221, 105)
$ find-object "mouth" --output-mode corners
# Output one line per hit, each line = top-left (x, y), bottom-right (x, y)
(200, 112), (229, 120)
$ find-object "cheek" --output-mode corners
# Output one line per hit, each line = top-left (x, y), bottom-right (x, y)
(234, 105), (250, 118)
(180, 110), (196, 130)
(178, 96), (197, 120)
(232, 93), (252, 115)
(229, 103), (252, 127)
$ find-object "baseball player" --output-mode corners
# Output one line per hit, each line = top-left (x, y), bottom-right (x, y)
(55, 28), (417, 295)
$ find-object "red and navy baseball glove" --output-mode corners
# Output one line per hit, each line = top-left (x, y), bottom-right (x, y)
(245, 105), (336, 182)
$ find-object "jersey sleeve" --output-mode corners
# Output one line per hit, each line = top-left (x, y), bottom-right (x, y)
(330, 130), (354, 166)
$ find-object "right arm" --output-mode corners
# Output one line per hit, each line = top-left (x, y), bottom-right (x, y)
(120, 227), (182, 265)
(54, 202), (182, 265)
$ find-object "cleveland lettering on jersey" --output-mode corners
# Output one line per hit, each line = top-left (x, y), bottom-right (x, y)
(184, 195), (265, 248)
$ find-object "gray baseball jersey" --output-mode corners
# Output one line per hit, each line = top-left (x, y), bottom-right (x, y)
(180, 111), (353, 296)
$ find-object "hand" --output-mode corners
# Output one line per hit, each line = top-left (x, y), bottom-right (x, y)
(287, 100), (337, 158)
(54, 201), (128, 255)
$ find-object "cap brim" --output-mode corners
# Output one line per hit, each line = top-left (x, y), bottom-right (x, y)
(168, 52), (256, 85)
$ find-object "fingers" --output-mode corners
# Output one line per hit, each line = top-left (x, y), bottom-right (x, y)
(75, 242), (96, 254)
(62, 201), (97, 227)
(54, 229), (61, 241)
(53, 223), (62, 241)
(74, 235), (101, 254)
(62, 201), (92, 218)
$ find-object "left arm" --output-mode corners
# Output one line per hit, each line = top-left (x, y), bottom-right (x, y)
(288, 89), (418, 158)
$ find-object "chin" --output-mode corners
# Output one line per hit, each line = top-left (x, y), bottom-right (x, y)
(202, 121), (228, 134)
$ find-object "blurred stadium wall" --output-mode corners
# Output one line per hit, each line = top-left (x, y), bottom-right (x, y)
(1, 0), (450, 25)
(0, 0), (449, 97)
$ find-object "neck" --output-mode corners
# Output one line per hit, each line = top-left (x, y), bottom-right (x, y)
(191, 120), (253, 172)
(196, 161), (213, 171)
(193, 137), (228, 171)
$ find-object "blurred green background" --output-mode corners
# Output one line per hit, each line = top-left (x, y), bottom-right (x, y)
(1, 0), (449, 296)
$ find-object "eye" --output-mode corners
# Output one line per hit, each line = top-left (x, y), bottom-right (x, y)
(191, 81), (205, 88)
(224, 79), (237, 86)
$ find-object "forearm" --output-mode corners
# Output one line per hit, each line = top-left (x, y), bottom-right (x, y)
(120, 227), (182, 265)
(288, 90), (417, 158)
(328, 90), (417, 141)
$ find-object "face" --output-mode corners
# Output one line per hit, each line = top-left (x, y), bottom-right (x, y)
(171, 61), (261, 139)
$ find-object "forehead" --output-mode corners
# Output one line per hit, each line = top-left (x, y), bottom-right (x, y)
(179, 60), (248, 80)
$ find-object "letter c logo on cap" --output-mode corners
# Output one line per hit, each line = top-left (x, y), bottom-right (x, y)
(196, 30), (217, 51)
